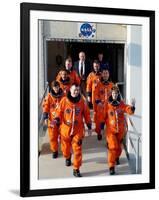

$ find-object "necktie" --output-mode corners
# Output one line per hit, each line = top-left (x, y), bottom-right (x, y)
(80, 62), (83, 77)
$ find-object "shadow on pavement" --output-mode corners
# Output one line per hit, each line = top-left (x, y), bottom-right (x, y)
(83, 156), (106, 164)
(40, 135), (107, 155)
(82, 169), (109, 177)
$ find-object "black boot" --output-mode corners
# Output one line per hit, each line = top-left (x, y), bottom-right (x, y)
(116, 157), (120, 165)
(52, 151), (58, 159)
(109, 167), (115, 175)
(73, 169), (82, 177)
(97, 134), (102, 141)
(65, 157), (71, 166)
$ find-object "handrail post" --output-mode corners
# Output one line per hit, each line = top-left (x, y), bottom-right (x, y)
(115, 85), (141, 174)
(38, 82), (49, 156)
(38, 81), (49, 132)
(136, 136), (140, 173)
(39, 81), (49, 108)
(38, 81), (49, 128)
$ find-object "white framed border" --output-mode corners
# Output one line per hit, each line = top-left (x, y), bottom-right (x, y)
(30, 10), (150, 190)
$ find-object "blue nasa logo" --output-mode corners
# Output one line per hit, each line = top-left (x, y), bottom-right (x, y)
(79, 23), (96, 38)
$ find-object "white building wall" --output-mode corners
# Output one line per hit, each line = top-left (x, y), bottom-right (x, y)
(96, 24), (126, 41)
(38, 20), (45, 101)
(44, 21), (77, 39)
(43, 20), (126, 41)
(126, 25), (142, 172)
(126, 25), (142, 132)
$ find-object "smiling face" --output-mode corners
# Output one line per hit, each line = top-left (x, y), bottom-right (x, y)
(70, 85), (80, 98)
(112, 90), (119, 100)
(61, 70), (68, 80)
(52, 85), (60, 93)
(93, 62), (100, 72)
(65, 59), (72, 70)
(79, 52), (85, 62)
(102, 69), (109, 81)
(98, 53), (103, 61)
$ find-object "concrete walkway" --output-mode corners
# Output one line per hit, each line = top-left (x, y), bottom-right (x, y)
(38, 130), (133, 179)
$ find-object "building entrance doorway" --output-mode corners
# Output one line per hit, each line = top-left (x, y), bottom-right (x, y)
(47, 40), (125, 96)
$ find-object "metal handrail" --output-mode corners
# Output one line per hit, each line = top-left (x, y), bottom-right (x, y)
(116, 82), (141, 174)
(126, 115), (141, 174)
(39, 82), (49, 108)
(128, 117), (141, 139)
(38, 82), (49, 156)
(115, 81), (125, 85)
(38, 82), (49, 129)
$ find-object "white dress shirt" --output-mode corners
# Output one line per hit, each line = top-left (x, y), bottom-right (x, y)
(79, 60), (85, 77)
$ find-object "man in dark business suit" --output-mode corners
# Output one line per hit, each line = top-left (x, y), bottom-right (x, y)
(98, 52), (112, 74)
(74, 51), (91, 96)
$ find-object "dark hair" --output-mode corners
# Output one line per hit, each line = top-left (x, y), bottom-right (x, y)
(51, 80), (60, 88)
(93, 59), (100, 65)
(59, 68), (68, 73)
(111, 85), (119, 93)
(65, 58), (72, 63)
(98, 52), (103, 55)
(70, 83), (80, 88)
(101, 68), (110, 73)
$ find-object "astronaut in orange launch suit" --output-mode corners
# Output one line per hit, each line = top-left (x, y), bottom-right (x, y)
(54, 84), (92, 177)
(99, 86), (135, 175)
(56, 58), (80, 85)
(42, 81), (64, 159)
(93, 68), (114, 140)
(57, 69), (72, 96)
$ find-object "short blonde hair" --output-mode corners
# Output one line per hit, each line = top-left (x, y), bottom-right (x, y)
(111, 85), (119, 93)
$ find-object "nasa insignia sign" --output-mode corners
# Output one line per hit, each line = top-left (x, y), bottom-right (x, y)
(78, 23), (96, 39)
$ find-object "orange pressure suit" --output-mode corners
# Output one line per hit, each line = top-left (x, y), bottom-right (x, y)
(86, 71), (101, 107)
(56, 93), (91, 170)
(56, 69), (80, 85)
(42, 88), (64, 153)
(100, 98), (135, 168)
(93, 79), (114, 134)
(58, 76), (72, 96)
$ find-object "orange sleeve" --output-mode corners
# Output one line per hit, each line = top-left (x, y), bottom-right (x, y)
(42, 94), (50, 113)
(56, 71), (61, 82)
(107, 82), (114, 98)
(59, 82), (63, 91)
(110, 82), (114, 91)
(86, 73), (92, 94)
(55, 97), (65, 121)
(121, 101), (135, 115)
(96, 102), (107, 123)
(74, 71), (81, 85)
(83, 100), (91, 126)
(110, 82), (114, 88)
(93, 82), (101, 102)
